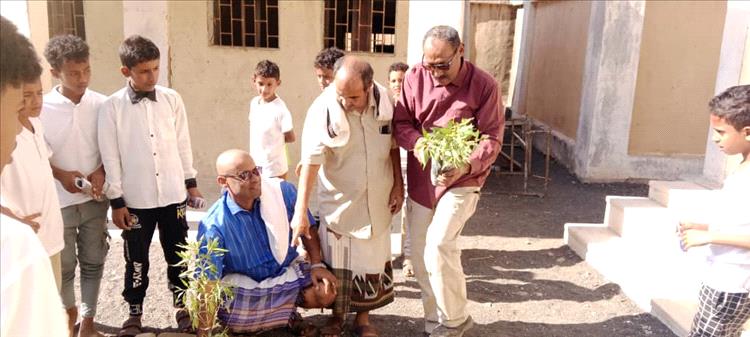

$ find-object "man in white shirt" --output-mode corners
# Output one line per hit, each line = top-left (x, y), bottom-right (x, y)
(41, 34), (110, 337)
(98, 35), (203, 335)
(0, 15), (68, 337)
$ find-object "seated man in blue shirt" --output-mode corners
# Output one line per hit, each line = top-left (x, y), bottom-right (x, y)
(197, 149), (337, 335)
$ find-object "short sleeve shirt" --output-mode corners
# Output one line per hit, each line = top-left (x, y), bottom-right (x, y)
(248, 96), (294, 177)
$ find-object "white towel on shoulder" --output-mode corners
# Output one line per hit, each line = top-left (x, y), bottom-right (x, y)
(316, 80), (393, 148)
(258, 177), (290, 265)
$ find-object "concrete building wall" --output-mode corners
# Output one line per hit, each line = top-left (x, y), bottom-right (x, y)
(702, 1), (750, 186)
(522, 1), (591, 140)
(167, 1), (409, 196)
(406, 1), (465, 66)
(628, 1), (725, 156)
(84, 1), (125, 95)
(467, 2), (518, 107)
(23, 1), (52, 92)
(573, 1), (705, 182)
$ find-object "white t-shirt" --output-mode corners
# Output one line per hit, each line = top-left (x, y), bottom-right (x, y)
(40, 86), (107, 208)
(248, 96), (293, 178)
(0, 214), (67, 337)
(0, 118), (65, 255)
(703, 166), (750, 292)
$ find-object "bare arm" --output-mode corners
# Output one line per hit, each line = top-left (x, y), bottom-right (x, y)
(388, 148), (404, 214)
(50, 164), (83, 193)
(283, 130), (296, 143)
(290, 164), (321, 246)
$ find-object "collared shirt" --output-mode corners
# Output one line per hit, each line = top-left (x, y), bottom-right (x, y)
(40, 86), (107, 207)
(300, 87), (395, 239)
(248, 95), (293, 177)
(197, 182), (314, 282)
(0, 118), (65, 255)
(98, 84), (198, 209)
(393, 60), (504, 209)
(0, 215), (68, 337)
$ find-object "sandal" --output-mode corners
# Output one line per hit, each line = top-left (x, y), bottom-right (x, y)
(319, 316), (344, 337)
(352, 324), (379, 337)
(402, 258), (415, 278)
(117, 316), (142, 337)
(175, 308), (194, 333)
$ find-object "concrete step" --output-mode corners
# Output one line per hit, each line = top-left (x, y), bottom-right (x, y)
(565, 223), (706, 311)
(648, 180), (715, 224)
(605, 197), (675, 242)
(648, 180), (707, 207)
(652, 298), (750, 337)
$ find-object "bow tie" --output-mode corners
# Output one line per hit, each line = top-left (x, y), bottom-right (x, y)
(130, 90), (156, 104)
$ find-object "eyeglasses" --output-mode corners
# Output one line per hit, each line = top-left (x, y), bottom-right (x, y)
(222, 167), (260, 182)
(422, 48), (459, 71)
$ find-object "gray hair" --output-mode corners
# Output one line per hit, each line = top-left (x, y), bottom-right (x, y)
(709, 85), (750, 130)
(333, 56), (373, 90)
(423, 25), (461, 49)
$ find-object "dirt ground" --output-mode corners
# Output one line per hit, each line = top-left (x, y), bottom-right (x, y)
(85, 154), (677, 337)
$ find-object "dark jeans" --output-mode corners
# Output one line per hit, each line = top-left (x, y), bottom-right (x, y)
(121, 201), (188, 316)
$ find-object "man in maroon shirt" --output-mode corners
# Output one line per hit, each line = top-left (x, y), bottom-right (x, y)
(393, 25), (503, 337)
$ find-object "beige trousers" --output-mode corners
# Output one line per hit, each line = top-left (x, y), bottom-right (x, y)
(406, 187), (480, 333)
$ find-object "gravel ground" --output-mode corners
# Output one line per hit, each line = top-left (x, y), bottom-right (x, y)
(83, 155), (677, 337)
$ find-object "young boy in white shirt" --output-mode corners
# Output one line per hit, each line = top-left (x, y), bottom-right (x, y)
(388, 61), (414, 278)
(679, 84), (750, 337)
(313, 47), (345, 92)
(98, 35), (203, 335)
(0, 16), (67, 337)
(248, 60), (295, 179)
(40, 34), (109, 337)
(0, 75), (66, 289)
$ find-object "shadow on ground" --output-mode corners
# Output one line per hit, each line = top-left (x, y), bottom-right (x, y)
(464, 153), (648, 239)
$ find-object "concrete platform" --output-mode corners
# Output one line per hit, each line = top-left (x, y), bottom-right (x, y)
(652, 298), (750, 337)
(564, 181), (749, 336)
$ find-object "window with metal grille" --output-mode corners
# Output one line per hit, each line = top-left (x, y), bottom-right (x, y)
(47, 0), (86, 40)
(324, 0), (396, 54)
(213, 0), (279, 48)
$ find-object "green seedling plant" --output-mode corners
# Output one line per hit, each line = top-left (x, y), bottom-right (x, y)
(175, 237), (235, 337)
(416, 118), (486, 181)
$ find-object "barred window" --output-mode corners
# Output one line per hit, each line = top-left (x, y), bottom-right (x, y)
(47, 0), (86, 40)
(213, 0), (279, 48)
(324, 0), (396, 54)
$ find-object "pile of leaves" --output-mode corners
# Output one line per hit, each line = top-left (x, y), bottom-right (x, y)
(415, 118), (485, 171)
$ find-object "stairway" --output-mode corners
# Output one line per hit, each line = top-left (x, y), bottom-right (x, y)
(564, 180), (750, 337)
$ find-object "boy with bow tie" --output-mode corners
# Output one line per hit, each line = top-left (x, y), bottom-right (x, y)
(98, 34), (203, 336)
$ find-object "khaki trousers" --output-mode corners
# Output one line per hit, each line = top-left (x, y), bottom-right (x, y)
(406, 187), (480, 333)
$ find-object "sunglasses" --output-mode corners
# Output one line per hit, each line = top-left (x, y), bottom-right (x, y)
(222, 167), (261, 182)
(422, 48), (459, 71)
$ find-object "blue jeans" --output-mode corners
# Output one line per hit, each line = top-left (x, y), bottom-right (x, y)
(60, 199), (110, 318)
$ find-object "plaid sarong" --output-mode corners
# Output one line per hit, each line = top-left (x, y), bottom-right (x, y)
(688, 284), (750, 337)
(218, 260), (311, 333)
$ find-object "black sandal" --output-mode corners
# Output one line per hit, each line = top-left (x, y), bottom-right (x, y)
(175, 308), (194, 333)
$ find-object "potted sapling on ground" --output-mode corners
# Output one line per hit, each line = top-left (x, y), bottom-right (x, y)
(175, 237), (235, 337)
(415, 118), (486, 185)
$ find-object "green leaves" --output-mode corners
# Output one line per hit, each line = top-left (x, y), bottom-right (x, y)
(418, 118), (486, 171)
(175, 237), (235, 337)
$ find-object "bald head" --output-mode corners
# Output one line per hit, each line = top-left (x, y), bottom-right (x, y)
(216, 149), (253, 175)
(333, 56), (373, 90)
